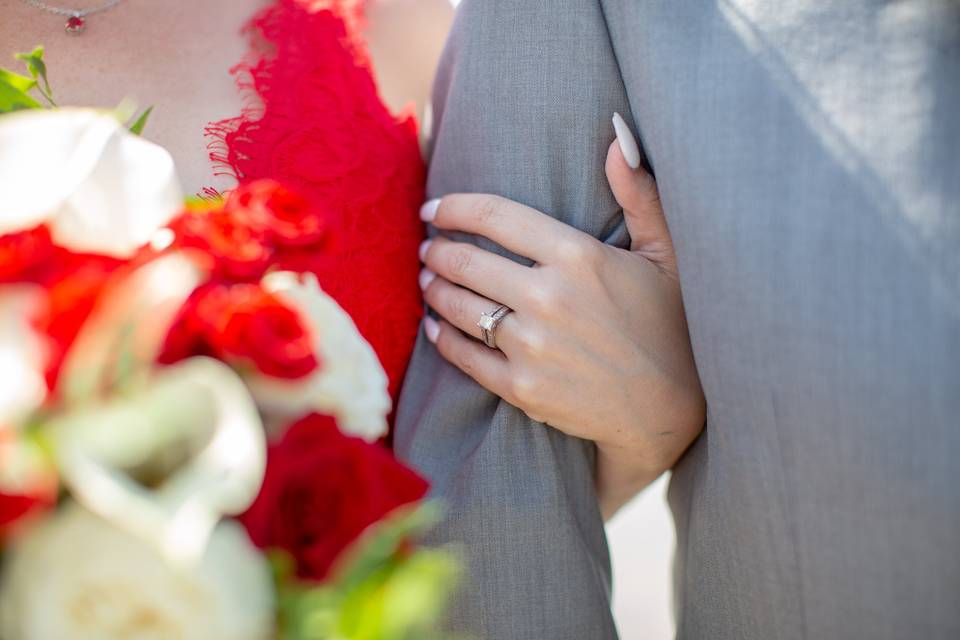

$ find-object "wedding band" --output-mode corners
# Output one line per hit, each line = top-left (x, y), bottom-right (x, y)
(477, 304), (512, 349)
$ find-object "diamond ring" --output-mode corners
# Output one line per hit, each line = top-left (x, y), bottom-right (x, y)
(477, 304), (512, 350)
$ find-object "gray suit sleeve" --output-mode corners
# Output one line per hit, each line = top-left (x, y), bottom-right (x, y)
(392, 1), (636, 638)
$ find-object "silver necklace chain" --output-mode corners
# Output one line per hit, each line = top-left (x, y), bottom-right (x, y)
(21, 0), (123, 18)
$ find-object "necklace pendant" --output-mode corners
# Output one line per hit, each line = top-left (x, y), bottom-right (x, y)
(65, 13), (86, 34)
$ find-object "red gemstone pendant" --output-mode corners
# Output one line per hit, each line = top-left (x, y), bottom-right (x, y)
(65, 15), (85, 35)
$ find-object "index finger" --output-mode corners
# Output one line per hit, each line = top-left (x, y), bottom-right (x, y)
(421, 193), (593, 265)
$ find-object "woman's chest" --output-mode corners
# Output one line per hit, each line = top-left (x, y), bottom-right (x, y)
(1, 0), (266, 194)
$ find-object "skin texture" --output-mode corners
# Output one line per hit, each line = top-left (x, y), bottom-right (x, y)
(419, 139), (706, 519)
(0, 0), (453, 194)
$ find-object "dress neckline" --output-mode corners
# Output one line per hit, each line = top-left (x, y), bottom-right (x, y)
(202, 0), (410, 199)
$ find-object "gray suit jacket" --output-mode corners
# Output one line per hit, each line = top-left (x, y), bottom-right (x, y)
(394, 1), (960, 638)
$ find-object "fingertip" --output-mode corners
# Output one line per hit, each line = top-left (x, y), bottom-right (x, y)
(418, 239), (432, 262)
(612, 112), (641, 170)
(424, 316), (440, 343)
(605, 140), (642, 207)
(418, 268), (436, 291)
(605, 139), (629, 179)
(420, 198), (441, 222)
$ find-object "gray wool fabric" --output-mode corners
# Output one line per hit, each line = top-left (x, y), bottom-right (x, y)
(393, 1), (960, 639)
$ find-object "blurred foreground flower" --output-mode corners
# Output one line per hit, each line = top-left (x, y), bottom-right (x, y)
(0, 288), (46, 428)
(0, 434), (56, 537)
(0, 109), (181, 257)
(0, 97), (457, 640)
(0, 273), (57, 537)
(0, 503), (274, 640)
(241, 414), (428, 581)
(249, 272), (391, 441)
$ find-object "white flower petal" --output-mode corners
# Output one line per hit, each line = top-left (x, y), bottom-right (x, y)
(249, 272), (391, 441)
(0, 109), (183, 257)
(58, 253), (202, 406)
(0, 287), (47, 429)
(51, 357), (267, 566)
(0, 503), (274, 640)
(0, 109), (102, 232)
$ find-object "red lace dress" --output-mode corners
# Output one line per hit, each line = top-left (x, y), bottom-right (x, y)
(206, 0), (425, 404)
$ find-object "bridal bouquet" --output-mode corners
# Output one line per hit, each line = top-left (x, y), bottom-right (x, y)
(0, 56), (457, 640)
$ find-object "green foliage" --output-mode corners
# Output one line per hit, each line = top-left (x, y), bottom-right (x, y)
(273, 503), (465, 640)
(0, 46), (153, 136)
(14, 46), (55, 106)
(0, 67), (42, 112)
(128, 105), (153, 136)
(0, 46), (55, 112)
(1, 46), (154, 135)
(0, 67), (35, 93)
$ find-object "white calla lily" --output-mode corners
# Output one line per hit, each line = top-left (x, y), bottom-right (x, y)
(0, 108), (182, 257)
(249, 272), (391, 441)
(50, 357), (267, 566)
(44, 254), (266, 565)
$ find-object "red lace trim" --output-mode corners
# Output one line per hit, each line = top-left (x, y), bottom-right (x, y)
(206, 0), (426, 405)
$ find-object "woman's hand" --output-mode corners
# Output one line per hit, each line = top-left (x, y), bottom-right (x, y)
(418, 115), (705, 519)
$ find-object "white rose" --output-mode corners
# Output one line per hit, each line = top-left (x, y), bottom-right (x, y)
(0, 108), (182, 257)
(0, 503), (274, 640)
(248, 272), (391, 441)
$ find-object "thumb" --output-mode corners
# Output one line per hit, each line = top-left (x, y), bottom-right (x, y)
(607, 113), (677, 278)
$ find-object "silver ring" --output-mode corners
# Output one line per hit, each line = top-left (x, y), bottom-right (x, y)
(477, 304), (512, 349)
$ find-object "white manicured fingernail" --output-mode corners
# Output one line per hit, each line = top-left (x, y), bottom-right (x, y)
(612, 112), (641, 170)
(419, 239), (432, 261)
(419, 269), (436, 290)
(424, 316), (440, 343)
(420, 199), (441, 222)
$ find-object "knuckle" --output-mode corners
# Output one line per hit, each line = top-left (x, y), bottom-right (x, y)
(456, 348), (478, 376)
(449, 247), (473, 277)
(448, 294), (471, 326)
(510, 372), (540, 406)
(560, 238), (602, 266)
(642, 188), (662, 213)
(474, 195), (502, 226)
(529, 284), (561, 315)
(516, 326), (547, 358)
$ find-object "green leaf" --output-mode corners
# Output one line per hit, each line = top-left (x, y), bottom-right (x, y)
(128, 105), (153, 136)
(14, 46), (54, 105)
(336, 549), (462, 640)
(0, 67), (36, 93)
(0, 71), (42, 112)
(332, 503), (444, 593)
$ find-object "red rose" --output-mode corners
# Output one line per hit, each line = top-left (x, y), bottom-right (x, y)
(32, 252), (122, 391)
(0, 225), (55, 284)
(156, 283), (221, 364)
(239, 414), (429, 581)
(169, 206), (273, 282)
(229, 180), (327, 249)
(159, 282), (319, 380)
(0, 491), (50, 537)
